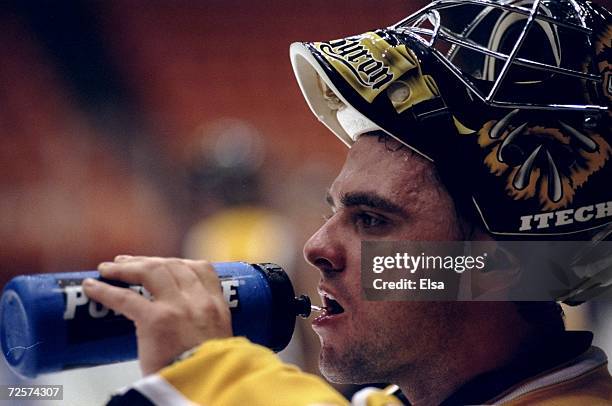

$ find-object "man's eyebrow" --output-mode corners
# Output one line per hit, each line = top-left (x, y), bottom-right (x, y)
(327, 191), (409, 217)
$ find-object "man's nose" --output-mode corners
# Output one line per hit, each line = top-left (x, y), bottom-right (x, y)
(303, 217), (345, 274)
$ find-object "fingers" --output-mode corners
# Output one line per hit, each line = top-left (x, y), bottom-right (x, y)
(142, 258), (202, 293)
(82, 278), (151, 321)
(182, 260), (222, 296)
(101, 256), (220, 298)
(114, 255), (143, 263)
(99, 260), (179, 299)
(92, 256), (232, 375)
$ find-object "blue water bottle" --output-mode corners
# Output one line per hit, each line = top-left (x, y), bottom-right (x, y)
(0, 262), (312, 378)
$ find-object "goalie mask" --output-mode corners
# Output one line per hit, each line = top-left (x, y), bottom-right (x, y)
(290, 0), (612, 237)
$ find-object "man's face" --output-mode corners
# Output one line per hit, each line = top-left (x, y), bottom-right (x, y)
(303, 134), (467, 384)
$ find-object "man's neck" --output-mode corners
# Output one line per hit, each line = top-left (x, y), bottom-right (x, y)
(394, 306), (531, 406)
(396, 347), (504, 406)
(396, 330), (592, 406)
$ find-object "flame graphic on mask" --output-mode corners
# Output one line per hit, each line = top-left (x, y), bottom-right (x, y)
(478, 114), (611, 211)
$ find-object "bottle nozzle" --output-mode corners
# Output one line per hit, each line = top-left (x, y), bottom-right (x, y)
(294, 295), (312, 318)
(310, 305), (325, 314)
(293, 295), (327, 318)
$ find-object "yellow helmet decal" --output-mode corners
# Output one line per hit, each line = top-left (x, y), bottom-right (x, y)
(313, 32), (417, 103)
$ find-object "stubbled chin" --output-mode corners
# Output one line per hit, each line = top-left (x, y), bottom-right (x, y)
(317, 335), (358, 380)
(318, 347), (347, 383)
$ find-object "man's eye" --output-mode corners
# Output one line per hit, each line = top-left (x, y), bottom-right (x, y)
(355, 212), (386, 228)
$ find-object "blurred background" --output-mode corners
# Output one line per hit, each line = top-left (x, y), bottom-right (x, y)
(0, 1), (611, 404)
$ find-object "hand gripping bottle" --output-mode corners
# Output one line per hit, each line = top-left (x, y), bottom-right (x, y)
(0, 262), (312, 378)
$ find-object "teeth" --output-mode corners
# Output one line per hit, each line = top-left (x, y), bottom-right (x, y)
(318, 290), (336, 302)
(317, 289), (346, 315)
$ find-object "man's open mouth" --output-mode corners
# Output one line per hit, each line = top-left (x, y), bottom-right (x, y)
(321, 292), (345, 315)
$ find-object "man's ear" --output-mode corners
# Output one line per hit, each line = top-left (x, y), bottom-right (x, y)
(458, 217), (493, 242)
(470, 243), (522, 300)
(456, 227), (522, 300)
